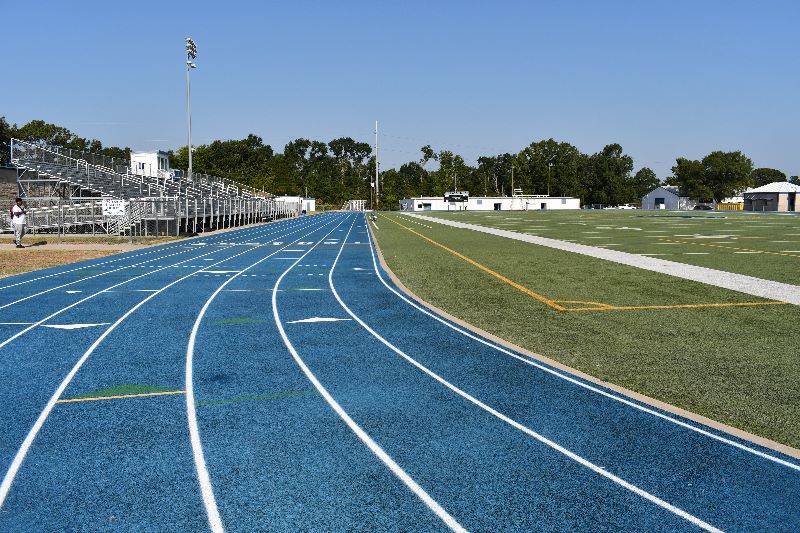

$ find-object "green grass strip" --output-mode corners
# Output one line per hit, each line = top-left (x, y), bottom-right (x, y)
(197, 390), (318, 407)
(209, 317), (262, 325)
(69, 384), (175, 400)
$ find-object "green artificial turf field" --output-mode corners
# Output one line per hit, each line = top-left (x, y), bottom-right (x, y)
(424, 210), (800, 285)
(373, 211), (800, 449)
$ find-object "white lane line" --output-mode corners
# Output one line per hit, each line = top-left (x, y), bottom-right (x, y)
(0, 218), (299, 313)
(0, 221), (320, 511)
(365, 223), (800, 473)
(0, 217), (287, 293)
(0, 218), (317, 352)
(185, 215), (344, 532)
(272, 214), (465, 532)
(337, 221), (721, 531)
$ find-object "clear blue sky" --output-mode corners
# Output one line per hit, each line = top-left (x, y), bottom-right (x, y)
(5, 0), (799, 179)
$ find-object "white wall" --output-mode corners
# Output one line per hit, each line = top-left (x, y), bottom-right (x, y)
(131, 152), (170, 178)
(641, 187), (679, 210)
(399, 196), (580, 211)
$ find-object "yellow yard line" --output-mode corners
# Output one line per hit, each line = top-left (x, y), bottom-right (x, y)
(57, 390), (185, 403)
(388, 216), (566, 311)
(556, 300), (787, 311)
(386, 216), (787, 313)
(661, 239), (800, 258)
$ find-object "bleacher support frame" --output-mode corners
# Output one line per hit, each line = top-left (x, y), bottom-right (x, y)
(6, 139), (300, 236)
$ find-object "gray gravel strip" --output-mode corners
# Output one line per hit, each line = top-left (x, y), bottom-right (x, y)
(408, 214), (800, 306)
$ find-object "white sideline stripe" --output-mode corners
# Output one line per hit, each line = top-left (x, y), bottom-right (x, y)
(272, 215), (465, 532)
(367, 220), (800, 473)
(185, 215), (343, 532)
(0, 217), (333, 510)
(348, 218), (720, 531)
(409, 214), (800, 305)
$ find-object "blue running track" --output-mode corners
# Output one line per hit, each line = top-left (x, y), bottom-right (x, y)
(0, 212), (797, 532)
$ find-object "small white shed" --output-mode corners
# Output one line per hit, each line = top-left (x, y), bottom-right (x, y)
(130, 151), (171, 178)
(641, 186), (698, 210)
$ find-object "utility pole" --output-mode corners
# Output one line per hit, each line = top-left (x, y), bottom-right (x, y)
(185, 38), (197, 182)
(374, 120), (379, 210)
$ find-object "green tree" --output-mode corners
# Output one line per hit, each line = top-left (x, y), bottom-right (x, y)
(671, 158), (709, 200)
(701, 151), (754, 202)
(0, 116), (13, 165)
(751, 167), (786, 187)
(631, 167), (660, 199)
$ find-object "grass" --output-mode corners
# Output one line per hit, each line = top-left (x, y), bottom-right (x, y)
(423, 210), (800, 285)
(374, 211), (800, 449)
(0, 248), (119, 277)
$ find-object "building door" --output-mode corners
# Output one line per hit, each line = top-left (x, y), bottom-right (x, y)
(540, 203), (547, 210)
(789, 193), (796, 211)
(494, 203), (502, 211)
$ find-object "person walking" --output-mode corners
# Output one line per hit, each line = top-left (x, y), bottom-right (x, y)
(10, 197), (26, 248)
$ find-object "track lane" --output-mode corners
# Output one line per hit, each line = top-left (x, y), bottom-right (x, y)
(0, 215), (339, 519)
(0, 217), (317, 351)
(186, 213), (455, 532)
(326, 215), (800, 531)
(0, 219), (309, 308)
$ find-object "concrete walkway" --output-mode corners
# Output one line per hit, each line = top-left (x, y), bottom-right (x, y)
(409, 214), (800, 306)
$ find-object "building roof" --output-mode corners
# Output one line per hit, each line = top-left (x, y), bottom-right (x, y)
(744, 181), (800, 194)
(644, 185), (682, 197)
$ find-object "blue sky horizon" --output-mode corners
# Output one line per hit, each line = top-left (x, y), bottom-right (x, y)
(4, 0), (799, 179)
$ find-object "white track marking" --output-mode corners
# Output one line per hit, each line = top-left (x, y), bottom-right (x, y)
(272, 215), (466, 532)
(0, 217), (333, 511)
(286, 317), (351, 324)
(0, 220), (318, 351)
(0, 219), (305, 312)
(185, 214), (345, 532)
(365, 220), (800, 473)
(338, 217), (721, 532)
(0, 218), (291, 293)
(41, 323), (110, 330)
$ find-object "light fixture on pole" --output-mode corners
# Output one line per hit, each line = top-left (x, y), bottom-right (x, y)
(185, 37), (198, 182)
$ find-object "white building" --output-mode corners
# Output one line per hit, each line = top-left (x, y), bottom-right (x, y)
(641, 185), (700, 210)
(275, 196), (314, 212)
(399, 195), (580, 212)
(130, 151), (171, 179)
(743, 181), (800, 212)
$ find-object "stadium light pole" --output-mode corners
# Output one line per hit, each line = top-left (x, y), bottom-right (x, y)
(186, 38), (198, 182)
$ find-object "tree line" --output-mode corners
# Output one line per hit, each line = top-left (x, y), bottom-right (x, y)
(2, 117), (796, 208)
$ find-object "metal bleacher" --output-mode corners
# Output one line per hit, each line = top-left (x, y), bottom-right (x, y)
(8, 138), (300, 236)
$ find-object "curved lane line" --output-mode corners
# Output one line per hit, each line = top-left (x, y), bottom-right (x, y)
(0, 217), (331, 510)
(332, 216), (721, 532)
(0, 219), (306, 307)
(272, 214), (467, 533)
(0, 218), (317, 351)
(185, 214), (343, 532)
(365, 218), (800, 472)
